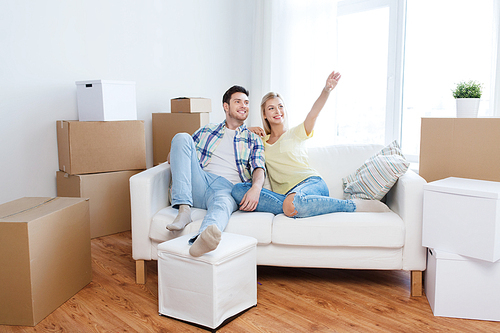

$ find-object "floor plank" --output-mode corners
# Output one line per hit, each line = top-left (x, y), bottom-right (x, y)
(2, 231), (499, 332)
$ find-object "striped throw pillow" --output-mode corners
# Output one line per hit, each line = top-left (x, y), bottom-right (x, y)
(343, 141), (409, 200)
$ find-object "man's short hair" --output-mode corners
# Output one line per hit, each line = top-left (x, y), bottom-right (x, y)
(222, 85), (249, 106)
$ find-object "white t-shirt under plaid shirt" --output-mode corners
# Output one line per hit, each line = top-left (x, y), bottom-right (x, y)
(192, 121), (266, 183)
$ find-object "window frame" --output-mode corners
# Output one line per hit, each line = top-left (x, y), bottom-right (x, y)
(339, 0), (499, 164)
(337, 0), (406, 148)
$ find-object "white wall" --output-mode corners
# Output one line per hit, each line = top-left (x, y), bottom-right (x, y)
(0, 0), (255, 205)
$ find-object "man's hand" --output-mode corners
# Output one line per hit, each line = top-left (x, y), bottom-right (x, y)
(238, 185), (261, 211)
(238, 168), (265, 211)
(248, 126), (266, 137)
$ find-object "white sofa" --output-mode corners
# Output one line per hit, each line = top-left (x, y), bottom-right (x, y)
(130, 143), (427, 296)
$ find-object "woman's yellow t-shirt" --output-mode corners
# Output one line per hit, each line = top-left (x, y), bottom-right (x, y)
(264, 122), (320, 194)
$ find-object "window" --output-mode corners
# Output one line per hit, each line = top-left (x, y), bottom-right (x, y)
(331, 3), (390, 145)
(311, 0), (405, 147)
(252, 0), (499, 154)
(401, 0), (496, 162)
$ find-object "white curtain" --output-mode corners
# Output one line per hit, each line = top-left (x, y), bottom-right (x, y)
(249, 0), (338, 136)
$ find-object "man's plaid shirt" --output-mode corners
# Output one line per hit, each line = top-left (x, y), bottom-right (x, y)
(192, 121), (265, 183)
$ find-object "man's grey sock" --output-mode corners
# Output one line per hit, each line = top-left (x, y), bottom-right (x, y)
(166, 204), (192, 231)
(189, 224), (222, 257)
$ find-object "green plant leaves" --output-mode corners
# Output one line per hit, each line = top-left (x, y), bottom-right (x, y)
(452, 80), (483, 99)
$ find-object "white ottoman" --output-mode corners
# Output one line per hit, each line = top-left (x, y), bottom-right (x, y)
(157, 232), (258, 330)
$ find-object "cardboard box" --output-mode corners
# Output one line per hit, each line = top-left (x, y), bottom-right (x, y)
(152, 112), (210, 165)
(76, 80), (137, 121)
(422, 177), (500, 262)
(171, 97), (211, 113)
(425, 248), (500, 321)
(419, 118), (500, 183)
(57, 170), (142, 238)
(0, 197), (91, 326)
(57, 120), (146, 175)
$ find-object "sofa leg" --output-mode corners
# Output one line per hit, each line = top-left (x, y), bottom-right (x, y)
(136, 260), (147, 284)
(411, 270), (423, 296)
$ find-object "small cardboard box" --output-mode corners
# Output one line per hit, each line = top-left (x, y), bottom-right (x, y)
(152, 112), (210, 165)
(422, 177), (500, 262)
(57, 170), (142, 238)
(425, 248), (500, 321)
(0, 197), (91, 326)
(57, 120), (146, 175)
(76, 80), (137, 121)
(419, 118), (500, 183)
(171, 97), (211, 113)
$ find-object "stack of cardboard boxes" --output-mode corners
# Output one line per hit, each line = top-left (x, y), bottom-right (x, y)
(0, 80), (146, 327)
(420, 118), (500, 322)
(56, 80), (146, 239)
(152, 97), (211, 165)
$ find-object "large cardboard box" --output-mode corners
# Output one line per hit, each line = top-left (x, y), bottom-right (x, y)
(171, 97), (211, 113)
(57, 120), (146, 175)
(57, 170), (142, 238)
(422, 177), (500, 262)
(76, 80), (137, 121)
(419, 118), (500, 183)
(0, 197), (91, 326)
(152, 112), (210, 165)
(425, 248), (500, 321)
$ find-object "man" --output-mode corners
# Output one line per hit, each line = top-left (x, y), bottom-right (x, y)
(166, 85), (265, 256)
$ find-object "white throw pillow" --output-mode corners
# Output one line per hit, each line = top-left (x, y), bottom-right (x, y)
(342, 141), (409, 200)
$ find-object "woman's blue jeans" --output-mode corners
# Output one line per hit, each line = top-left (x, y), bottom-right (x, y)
(231, 176), (356, 218)
(170, 133), (238, 243)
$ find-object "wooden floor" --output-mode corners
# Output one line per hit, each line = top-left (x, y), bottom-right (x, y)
(3, 231), (499, 332)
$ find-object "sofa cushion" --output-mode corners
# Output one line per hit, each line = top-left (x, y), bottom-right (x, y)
(342, 141), (409, 200)
(308, 144), (384, 199)
(149, 207), (207, 243)
(225, 211), (273, 245)
(150, 207), (274, 245)
(271, 211), (405, 248)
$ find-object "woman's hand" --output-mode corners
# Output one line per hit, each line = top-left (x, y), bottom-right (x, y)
(248, 126), (266, 137)
(324, 71), (341, 92)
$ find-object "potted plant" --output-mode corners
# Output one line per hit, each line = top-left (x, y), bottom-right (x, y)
(452, 80), (482, 118)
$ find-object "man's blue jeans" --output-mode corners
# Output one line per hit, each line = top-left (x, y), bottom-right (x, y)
(170, 133), (238, 242)
(232, 176), (356, 218)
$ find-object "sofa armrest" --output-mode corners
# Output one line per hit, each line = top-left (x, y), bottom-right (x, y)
(130, 162), (171, 260)
(386, 169), (427, 271)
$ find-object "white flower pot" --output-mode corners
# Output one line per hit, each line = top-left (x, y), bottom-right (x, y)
(456, 98), (480, 118)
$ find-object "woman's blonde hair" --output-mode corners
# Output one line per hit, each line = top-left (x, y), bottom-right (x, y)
(260, 92), (287, 135)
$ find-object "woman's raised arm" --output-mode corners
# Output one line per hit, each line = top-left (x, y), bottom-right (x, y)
(303, 71), (341, 135)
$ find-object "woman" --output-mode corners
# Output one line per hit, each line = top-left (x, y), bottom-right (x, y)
(231, 71), (389, 217)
